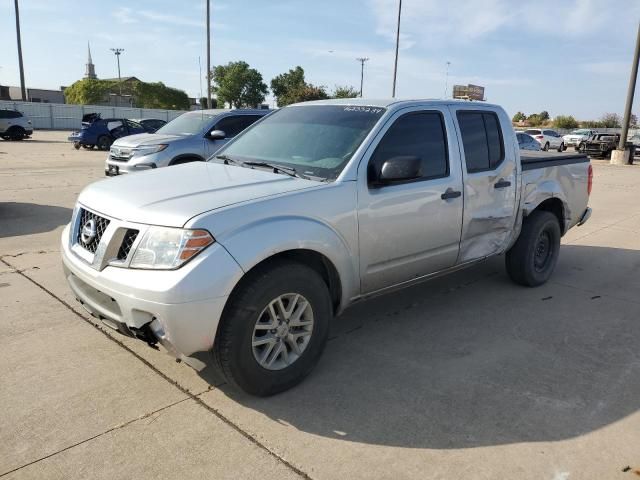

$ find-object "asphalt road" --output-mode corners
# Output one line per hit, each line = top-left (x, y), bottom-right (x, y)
(1, 131), (640, 479)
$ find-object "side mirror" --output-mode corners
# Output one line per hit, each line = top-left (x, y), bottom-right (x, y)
(376, 156), (422, 185)
(209, 129), (226, 140)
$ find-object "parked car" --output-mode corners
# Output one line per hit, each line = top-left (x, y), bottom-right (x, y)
(62, 99), (592, 396)
(582, 133), (620, 158)
(68, 118), (147, 151)
(562, 129), (598, 150)
(0, 109), (33, 141)
(129, 118), (167, 133)
(516, 132), (541, 151)
(627, 133), (640, 156)
(105, 109), (269, 176)
(524, 128), (565, 152)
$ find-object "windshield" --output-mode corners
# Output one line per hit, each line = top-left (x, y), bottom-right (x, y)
(156, 112), (215, 136)
(571, 129), (590, 134)
(213, 105), (386, 180)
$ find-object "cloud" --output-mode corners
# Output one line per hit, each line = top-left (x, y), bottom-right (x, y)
(113, 7), (137, 24)
(112, 7), (205, 28)
(579, 61), (631, 75)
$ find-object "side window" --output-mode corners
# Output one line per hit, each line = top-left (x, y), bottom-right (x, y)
(457, 111), (504, 172)
(0, 111), (7, 119)
(214, 115), (260, 138)
(369, 111), (448, 183)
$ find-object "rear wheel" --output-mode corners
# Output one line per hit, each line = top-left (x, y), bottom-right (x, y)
(97, 136), (111, 151)
(506, 211), (561, 287)
(543, 142), (550, 151)
(213, 261), (332, 396)
(9, 126), (25, 141)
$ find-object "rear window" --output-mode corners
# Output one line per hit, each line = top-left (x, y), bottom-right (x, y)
(457, 111), (505, 172)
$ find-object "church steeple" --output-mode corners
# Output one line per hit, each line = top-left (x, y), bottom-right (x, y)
(84, 42), (97, 79)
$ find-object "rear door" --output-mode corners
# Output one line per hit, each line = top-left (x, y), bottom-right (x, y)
(451, 107), (518, 263)
(357, 106), (464, 294)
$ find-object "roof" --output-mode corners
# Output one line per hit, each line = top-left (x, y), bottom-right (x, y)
(101, 76), (141, 82)
(184, 108), (270, 115)
(290, 98), (500, 110)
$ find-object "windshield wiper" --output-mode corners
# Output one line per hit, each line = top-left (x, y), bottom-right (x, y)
(243, 161), (309, 180)
(214, 154), (244, 166)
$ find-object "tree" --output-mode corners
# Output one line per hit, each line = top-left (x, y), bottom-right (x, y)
(64, 78), (190, 110)
(211, 61), (268, 108)
(539, 111), (550, 122)
(554, 115), (579, 129)
(333, 85), (359, 99)
(270, 66), (328, 106)
(600, 113), (621, 128)
(512, 111), (526, 123)
(581, 120), (602, 128)
(64, 79), (118, 105)
(527, 113), (542, 126)
(199, 97), (208, 109)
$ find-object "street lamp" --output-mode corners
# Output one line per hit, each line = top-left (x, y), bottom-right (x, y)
(443, 61), (451, 98)
(14, 0), (26, 101)
(392, 0), (402, 97)
(110, 48), (125, 96)
(356, 57), (369, 97)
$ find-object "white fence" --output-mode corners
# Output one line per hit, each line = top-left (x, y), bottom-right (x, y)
(0, 100), (187, 130)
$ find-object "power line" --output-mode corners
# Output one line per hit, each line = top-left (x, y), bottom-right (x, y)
(356, 57), (369, 97)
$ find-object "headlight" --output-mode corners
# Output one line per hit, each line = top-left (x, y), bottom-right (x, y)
(130, 227), (214, 270)
(131, 144), (168, 157)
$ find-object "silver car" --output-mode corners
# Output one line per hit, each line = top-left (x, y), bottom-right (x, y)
(516, 132), (541, 151)
(105, 109), (269, 176)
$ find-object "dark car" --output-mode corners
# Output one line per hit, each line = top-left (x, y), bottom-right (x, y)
(130, 118), (167, 133)
(68, 118), (147, 150)
(581, 133), (620, 158)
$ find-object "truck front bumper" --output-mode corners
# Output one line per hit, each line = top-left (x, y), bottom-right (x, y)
(61, 224), (243, 359)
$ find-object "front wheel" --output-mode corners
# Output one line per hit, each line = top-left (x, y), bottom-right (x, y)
(558, 142), (565, 152)
(73, 142), (81, 150)
(543, 142), (550, 151)
(506, 211), (561, 287)
(213, 261), (332, 396)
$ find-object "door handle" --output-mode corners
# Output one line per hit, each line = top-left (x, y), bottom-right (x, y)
(494, 179), (512, 189)
(441, 188), (462, 200)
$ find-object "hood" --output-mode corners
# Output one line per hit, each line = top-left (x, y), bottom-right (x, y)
(78, 162), (319, 227)
(112, 133), (184, 147)
(563, 134), (586, 139)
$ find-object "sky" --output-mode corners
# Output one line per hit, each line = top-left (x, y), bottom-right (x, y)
(0, 0), (639, 120)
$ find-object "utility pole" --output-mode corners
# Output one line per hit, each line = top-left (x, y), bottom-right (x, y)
(110, 48), (124, 97)
(618, 21), (640, 153)
(14, 0), (26, 101)
(443, 61), (451, 99)
(356, 57), (369, 97)
(206, 0), (212, 109)
(391, 0), (402, 97)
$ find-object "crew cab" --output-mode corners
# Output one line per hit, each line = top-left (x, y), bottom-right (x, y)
(62, 99), (592, 396)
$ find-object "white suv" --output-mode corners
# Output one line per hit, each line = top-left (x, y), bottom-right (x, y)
(524, 128), (565, 152)
(0, 109), (33, 140)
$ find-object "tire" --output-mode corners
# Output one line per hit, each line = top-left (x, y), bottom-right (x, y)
(1, 135), (9, 141)
(543, 142), (550, 151)
(505, 211), (561, 287)
(213, 260), (332, 396)
(557, 142), (564, 152)
(82, 144), (95, 150)
(73, 142), (81, 150)
(9, 126), (25, 141)
(97, 136), (112, 151)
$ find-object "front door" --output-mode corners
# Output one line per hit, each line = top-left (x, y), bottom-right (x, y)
(450, 107), (518, 263)
(357, 107), (464, 294)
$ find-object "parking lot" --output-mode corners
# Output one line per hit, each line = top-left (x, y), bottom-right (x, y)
(2, 130), (640, 479)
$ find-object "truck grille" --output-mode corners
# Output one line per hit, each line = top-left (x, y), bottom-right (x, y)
(109, 146), (133, 162)
(117, 229), (139, 260)
(77, 209), (110, 253)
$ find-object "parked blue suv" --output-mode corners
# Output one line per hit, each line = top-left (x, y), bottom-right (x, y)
(68, 118), (146, 150)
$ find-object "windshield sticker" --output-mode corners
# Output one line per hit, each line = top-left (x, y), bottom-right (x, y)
(343, 106), (384, 114)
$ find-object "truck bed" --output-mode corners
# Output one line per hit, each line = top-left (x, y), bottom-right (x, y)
(521, 151), (589, 171)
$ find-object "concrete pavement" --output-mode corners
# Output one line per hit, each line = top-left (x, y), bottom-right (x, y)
(1, 131), (640, 479)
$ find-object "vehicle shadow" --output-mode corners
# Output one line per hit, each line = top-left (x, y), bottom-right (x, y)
(197, 244), (640, 449)
(0, 202), (72, 238)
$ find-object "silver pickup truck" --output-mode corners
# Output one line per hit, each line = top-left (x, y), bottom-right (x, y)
(61, 99), (592, 396)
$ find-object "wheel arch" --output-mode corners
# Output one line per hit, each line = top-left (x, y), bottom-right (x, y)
(529, 197), (566, 235)
(169, 154), (205, 166)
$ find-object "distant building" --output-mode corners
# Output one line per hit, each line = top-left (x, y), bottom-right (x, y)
(85, 42), (97, 80)
(2, 85), (65, 103)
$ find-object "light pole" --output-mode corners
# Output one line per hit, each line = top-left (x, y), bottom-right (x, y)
(206, 0), (212, 109)
(618, 21), (640, 153)
(356, 57), (369, 97)
(110, 48), (124, 97)
(392, 0), (402, 97)
(14, 0), (26, 101)
(443, 61), (451, 98)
